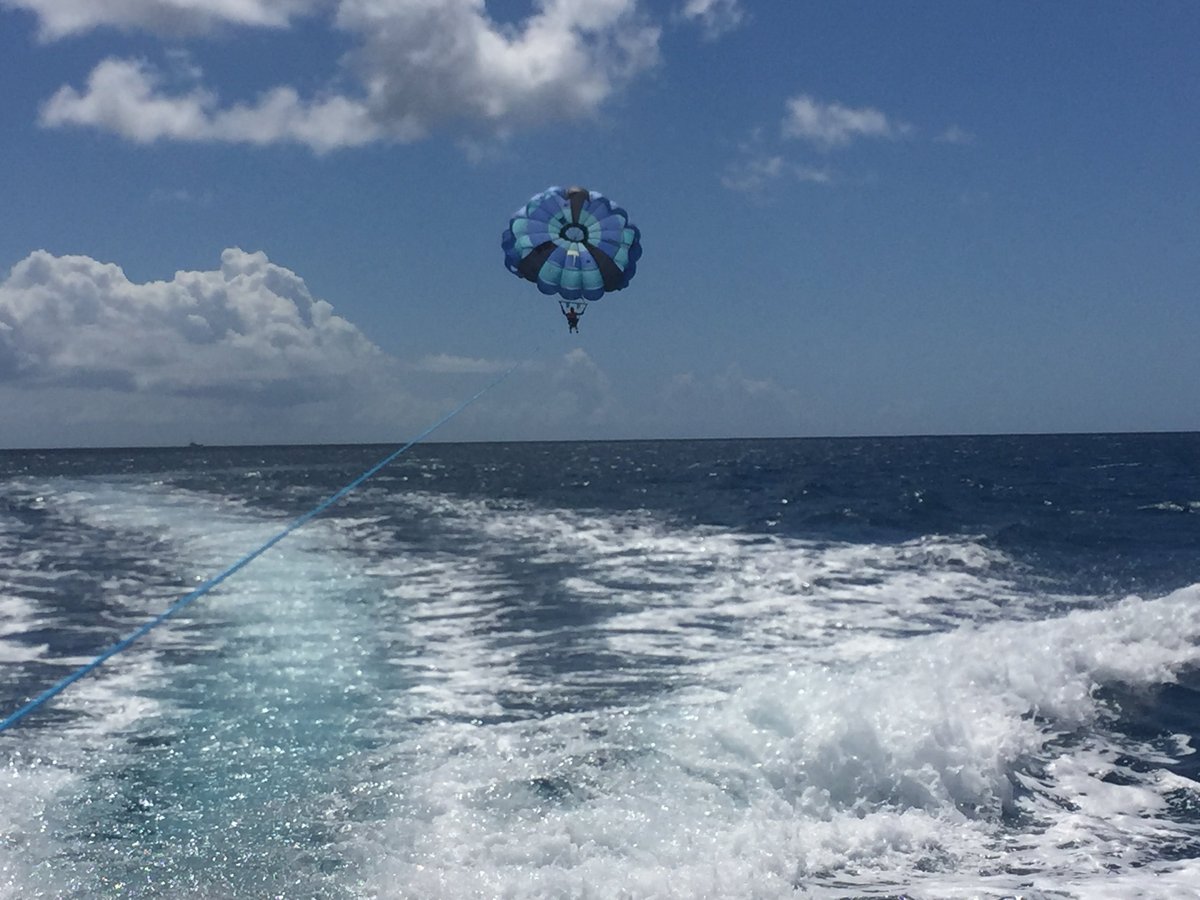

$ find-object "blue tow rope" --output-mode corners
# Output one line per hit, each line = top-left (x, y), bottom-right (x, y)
(0, 360), (525, 734)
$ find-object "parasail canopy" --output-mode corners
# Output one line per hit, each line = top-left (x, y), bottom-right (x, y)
(502, 186), (641, 303)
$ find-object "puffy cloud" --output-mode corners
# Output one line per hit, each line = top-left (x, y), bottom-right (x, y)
(0, 247), (381, 403)
(2, 0), (327, 40)
(0, 248), (571, 446)
(40, 58), (215, 144)
(0, 247), (812, 445)
(0, 249), (642, 446)
(678, 0), (744, 39)
(40, 58), (383, 152)
(340, 0), (660, 137)
(782, 94), (910, 149)
(35, 0), (661, 150)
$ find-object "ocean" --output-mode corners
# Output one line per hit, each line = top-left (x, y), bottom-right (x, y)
(1, 434), (1198, 899)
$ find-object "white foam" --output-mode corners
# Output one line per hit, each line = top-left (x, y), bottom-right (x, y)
(5, 478), (1199, 898)
(385, 492), (1083, 696)
(0, 596), (49, 664)
(360, 585), (1200, 898)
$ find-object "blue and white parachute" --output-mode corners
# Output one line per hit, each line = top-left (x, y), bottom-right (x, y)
(502, 186), (642, 315)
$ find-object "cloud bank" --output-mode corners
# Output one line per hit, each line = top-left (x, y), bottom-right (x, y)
(0, 246), (449, 445)
(28, 0), (663, 150)
(0, 248), (380, 401)
(0, 248), (807, 446)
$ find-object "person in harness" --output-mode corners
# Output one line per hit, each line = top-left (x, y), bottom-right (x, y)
(561, 302), (584, 333)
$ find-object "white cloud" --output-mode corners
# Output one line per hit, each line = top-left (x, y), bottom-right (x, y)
(936, 124), (975, 145)
(339, 0), (660, 135)
(0, 247), (813, 445)
(413, 353), (514, 375)
(722, 94), (920, 193)
(0, 247), (381, 401)
(720, 128), (833, 195)
(782, 94), (910, 149)
(34, 0), (662, 150)
(40, 57), (383, 152)
(0, 249), (812, 447)
(721, 153), (832, 194)
(2, 0), (327, 40)
(0, 247), (573, 446)
(40, 58), (213, 143)
(0, 249), (650, 446)
(678, 0), (744, 39)
(721, 153), (785, 192)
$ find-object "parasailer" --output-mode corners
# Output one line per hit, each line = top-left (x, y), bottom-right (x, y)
(563, 304), (581, 333)
(502, 186), (642, 332)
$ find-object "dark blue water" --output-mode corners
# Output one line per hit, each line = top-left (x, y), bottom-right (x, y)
(2, 434), (1198, 897)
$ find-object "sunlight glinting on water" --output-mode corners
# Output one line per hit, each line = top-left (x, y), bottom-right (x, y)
(2, 439), (1200, 898)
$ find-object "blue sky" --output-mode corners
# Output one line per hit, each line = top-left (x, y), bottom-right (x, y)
(1, 1), (1197, 447)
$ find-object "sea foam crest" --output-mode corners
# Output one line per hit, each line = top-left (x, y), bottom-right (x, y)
(364, 585), (1200, 899)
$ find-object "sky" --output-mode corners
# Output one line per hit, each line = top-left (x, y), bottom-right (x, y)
(0, 0), (1197, 448)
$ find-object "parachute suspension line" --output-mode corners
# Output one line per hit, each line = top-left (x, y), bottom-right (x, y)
(0, 356), (530, 734)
